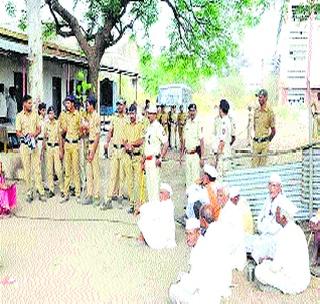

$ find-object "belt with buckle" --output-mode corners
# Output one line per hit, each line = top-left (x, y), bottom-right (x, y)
(113, 144), (125, 149)
(128, 151), (141, 157)
(38, 137), (44, 141)
(65, 138), (79, 144)
(253, 137), (270, 143)
(47, 142), (59, 147)
(186, 149), (197, 154)
(89, 140), (95, 144)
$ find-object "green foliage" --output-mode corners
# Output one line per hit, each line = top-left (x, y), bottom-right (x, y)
(75, 70), (92, 107)
(5, 0), (16, 17)
(140, 0), (273, 95)
(294, 1), (320, 22)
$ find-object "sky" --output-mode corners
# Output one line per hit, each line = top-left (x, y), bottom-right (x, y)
(0, 0), (280, 89)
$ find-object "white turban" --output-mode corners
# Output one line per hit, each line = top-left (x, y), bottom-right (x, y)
(230, 186), (240, 198)
(269, 173), (282, 184)
(160, 183), (173, 196)
(203, 164), (218, 179)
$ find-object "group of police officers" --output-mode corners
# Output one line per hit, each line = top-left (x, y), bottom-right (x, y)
(15, 88), (276, 213)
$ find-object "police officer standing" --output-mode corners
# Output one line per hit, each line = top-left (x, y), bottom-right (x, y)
(16, 95), (46, 202)
(101, 100), (127, 210)
(142, 105), (168, 202)
(177, 105), (187, 149)
(43, 106), (63, 198)
(252, 89), (276, 167)
(212, 100), (233, 176)
(170, 105), (178, 150)
(60, 96), (82, 203)
(123, 104), (145, 213)
(159, 104), (169, 136)
(180, 103), (204, 188)
(83, 96), (101, 206)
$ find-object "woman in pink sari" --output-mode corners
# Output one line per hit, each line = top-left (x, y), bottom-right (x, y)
(0, 161), (17, 216)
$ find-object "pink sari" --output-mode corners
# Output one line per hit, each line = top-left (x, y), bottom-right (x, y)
(0, 175), (16, 211)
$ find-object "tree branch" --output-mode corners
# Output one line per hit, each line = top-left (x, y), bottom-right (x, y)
(45, 0), (91, 55)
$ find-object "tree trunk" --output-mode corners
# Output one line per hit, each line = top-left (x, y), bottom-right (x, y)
(27, 0), (43, 107)
(87, 57), (100, 96)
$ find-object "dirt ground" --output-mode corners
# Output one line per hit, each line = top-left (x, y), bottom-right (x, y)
(1, 151), (319, 304)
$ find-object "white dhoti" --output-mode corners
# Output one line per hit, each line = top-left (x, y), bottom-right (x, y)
(245, 233), (277, 263)
(255, 260), (306, 294)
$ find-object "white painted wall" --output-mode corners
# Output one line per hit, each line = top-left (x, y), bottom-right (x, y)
(0, 55), (83, 109)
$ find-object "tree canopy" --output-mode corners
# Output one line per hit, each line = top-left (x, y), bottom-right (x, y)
(6, 0), (274, 94)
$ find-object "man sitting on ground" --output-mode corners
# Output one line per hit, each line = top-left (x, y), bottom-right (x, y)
(246, 173), (288, 263)
(255, 201), (310, 294)
(169, 204), (232, 304)
(229, 186), (254, 235)
(137, 183), (176, 249)
(216, 183), (246, 271)
(185, 164), (219, 221)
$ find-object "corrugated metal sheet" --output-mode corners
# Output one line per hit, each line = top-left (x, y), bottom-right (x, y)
(223, 162), (305, 220)
(223, 147), (320, 221)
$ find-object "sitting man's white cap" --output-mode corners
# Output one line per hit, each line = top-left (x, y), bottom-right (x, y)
(186, 218), (200, 230)
(160, 183), (173, 196)
(280, 198), (298, 220)
(147, 104), (157, 114)
(269, 173), (282, 184)
(203, 164), (218, 179)
(230, 186), (240, 198)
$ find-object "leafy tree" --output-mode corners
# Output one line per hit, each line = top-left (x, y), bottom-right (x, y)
(6, 0), (273, 95)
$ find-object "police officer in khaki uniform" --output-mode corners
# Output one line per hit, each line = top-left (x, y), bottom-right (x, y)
(170, 105), (178, 150)
(212, 100), (233, 176)
(143, 105), (169, 202)
(159, 104), (169, 135)
(123, 104), (145, 213)
(79, 106), (89, 194)
(180, 103), (204, 188)
(60, 96), (82, 203)
(101, 100), (127, 210)
(177, 105), (187, 148)
(252, 89), (276, 167)
(16, 95), (46, 202)
(82, 96), (100, 206)
(38, 103), (47, 189)
(311, 92), (320, 141)
(43, 106), (63, 197)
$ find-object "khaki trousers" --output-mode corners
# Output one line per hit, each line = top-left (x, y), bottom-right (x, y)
(252, 141), (269, 167)
(123, 153), (143, 206)
(64, 142), (80, 196)
(20, 143), (44, 195)
(106, 148), (125, 199)
(185, 153), (200, 188)
(80, 137), (89, 191)
(145, 158), (160, 202)
(86, 144), (100, 199)
(178, 126), (184, 147)
(46, 146), (63, 192)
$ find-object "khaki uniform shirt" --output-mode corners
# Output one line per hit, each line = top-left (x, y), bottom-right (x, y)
(44, 119), (60, 144)
(177, 112), (187, 127)
(16, 110), (40, 136)
(171, 112), (178, 125)
(254, 106), (275, 138)
(87, 111), (100, 141)
(184, 116), (203, 151)
(38, 115), (47, 139)
(58, 111), (68, 135)
(65, 110), (81, 141)
(160, 111), (169, 127)
(110, 114), (127, 145)
(144, 120), (168, 156)
(124, 121), (144, 154)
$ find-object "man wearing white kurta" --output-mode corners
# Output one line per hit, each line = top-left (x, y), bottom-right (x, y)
(246, 173), (288, 263)
(143, 105), (169, 202)
(212, 99), (233, 176)
(169, 204), (232, 304)
(230, 186), (254, 235)
(137, 183), (176, 249)
(255, 200), (310, 294)
(180, 103), (204, 188)
(217, 184), (246, 271)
